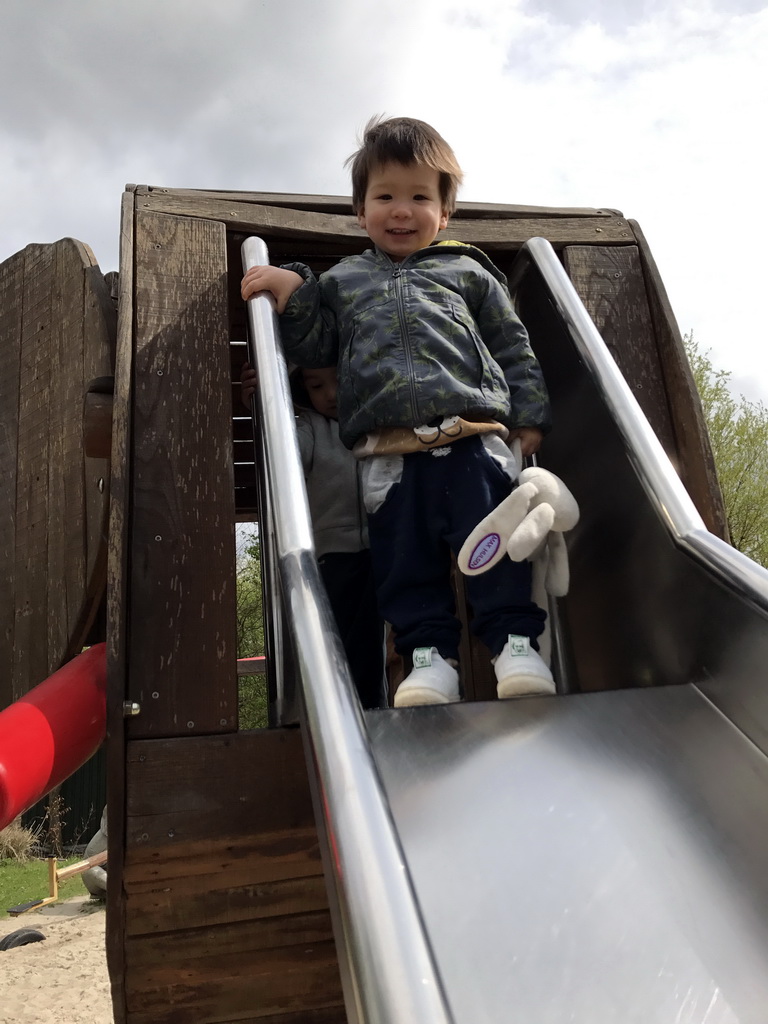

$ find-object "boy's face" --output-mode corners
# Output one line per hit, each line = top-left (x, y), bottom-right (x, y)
(302, 366), (338, 419)
(357, 161), (448, 261)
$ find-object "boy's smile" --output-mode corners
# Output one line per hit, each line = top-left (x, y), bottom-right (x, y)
(357, 162), (449, 261)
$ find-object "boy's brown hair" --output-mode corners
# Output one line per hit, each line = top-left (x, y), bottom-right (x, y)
(347, 116), (464, 216)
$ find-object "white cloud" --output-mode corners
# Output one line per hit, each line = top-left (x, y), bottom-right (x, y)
(1, 0), (766, 398)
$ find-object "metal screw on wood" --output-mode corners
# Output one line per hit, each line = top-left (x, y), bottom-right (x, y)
(187, 721), (195, 729)
(123, 701), (141, 717)
(152, 691), (160, 699)
(157, 369), (164, 376)
(155, 535), (162, 541)
(220, 718), (228, 726)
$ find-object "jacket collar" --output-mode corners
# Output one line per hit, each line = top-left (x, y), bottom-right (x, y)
(367, 241), (508, 289)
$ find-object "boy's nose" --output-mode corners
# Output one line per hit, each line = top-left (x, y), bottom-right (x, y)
(391, 201), (411, 218)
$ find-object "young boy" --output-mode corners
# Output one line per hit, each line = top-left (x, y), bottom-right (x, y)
(241, 116), (553, 707)
(242, 361), (387, 710)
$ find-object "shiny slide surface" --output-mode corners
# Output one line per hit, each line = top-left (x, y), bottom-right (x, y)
(362, 240), (768, 1022)
(246, 236), (768, 1022)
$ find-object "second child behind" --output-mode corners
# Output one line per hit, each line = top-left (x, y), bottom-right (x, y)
(242, 116), (554, 708)
(243, 361), (387, 710)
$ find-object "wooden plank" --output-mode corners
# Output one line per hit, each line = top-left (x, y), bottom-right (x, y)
(126, 910), (334, 962)
(129, 939), (340, 990)
(136, 184), (619, 220)
(12, 243), (53, 698)
(46, 242), (87, 673)
(0, 250), (24, 710)
(629, 219), (728, 539)
(129, 1010), (345, 1024)
(129, 210), (236, 737)
(125, 941), (342, 1023)
(124, 729), (314, 847)
(126, 875), (330, 937)
(107, 189), (137, 1024)
(562, 245), (677, 456)
(123, 828), (320, 892)
(137, 192), (633, 248)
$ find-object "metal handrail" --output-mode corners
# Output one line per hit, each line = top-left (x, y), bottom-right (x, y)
(241, 237), (454, 1024)
(511, 237), (768, 617)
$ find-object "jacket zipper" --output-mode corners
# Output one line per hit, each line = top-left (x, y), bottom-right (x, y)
(389, 257), (420, 424)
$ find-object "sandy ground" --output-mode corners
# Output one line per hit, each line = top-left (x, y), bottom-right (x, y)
(0, 896), (112, 1024)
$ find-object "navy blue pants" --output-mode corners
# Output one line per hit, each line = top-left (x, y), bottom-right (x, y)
(367, 436), (546, 662)
(319, 550), (388, 709)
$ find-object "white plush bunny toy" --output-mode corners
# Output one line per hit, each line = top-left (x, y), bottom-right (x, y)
(458, 443), (579, 599)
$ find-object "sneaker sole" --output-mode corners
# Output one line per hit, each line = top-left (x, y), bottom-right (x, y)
(497, 675), (556, 700)
(394, 685), (460, 707)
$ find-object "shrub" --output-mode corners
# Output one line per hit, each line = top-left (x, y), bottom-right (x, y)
(0, 818), (41, 862)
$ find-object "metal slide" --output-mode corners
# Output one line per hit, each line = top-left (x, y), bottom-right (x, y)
(243, 238), (768, 1024)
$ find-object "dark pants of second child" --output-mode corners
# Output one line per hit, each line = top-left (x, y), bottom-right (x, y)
(367, 435), (546, 663)
(319, 550), (388, 710)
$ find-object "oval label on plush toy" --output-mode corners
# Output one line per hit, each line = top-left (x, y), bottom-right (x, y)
(468, 533), (500, 570)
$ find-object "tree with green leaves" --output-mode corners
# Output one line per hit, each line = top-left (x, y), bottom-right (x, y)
(236, 532), (268, 728)
(237, 532), (265, 659)
(686, 334), (768, 567)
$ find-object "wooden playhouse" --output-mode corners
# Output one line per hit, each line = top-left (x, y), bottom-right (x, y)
(0, 185), (727, 1022)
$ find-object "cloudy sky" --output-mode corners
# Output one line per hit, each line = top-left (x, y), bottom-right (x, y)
(2, 0), (766, 400)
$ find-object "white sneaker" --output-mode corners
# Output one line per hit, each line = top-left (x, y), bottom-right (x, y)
(394, 647), (460, 707)
(494, 635), (555, 699)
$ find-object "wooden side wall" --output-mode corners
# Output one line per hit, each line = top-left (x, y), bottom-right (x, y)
(109, 199), (346, 1023)
(563, 243), (726, 538)
(126, 209), (237, 738)
(0, 240), (113, 708)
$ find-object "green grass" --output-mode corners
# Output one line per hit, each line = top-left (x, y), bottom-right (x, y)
(0, 857), (86, 917)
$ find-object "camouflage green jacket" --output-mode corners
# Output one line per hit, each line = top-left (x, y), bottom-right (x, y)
(280, 242), (551, 450)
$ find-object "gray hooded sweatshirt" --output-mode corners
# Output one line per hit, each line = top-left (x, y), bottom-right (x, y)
(296, 408), (368, 557)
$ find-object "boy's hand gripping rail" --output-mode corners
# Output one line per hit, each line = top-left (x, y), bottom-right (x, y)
(241, 237), (454, 1024)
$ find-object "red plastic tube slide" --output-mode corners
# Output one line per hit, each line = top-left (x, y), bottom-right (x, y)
(0, 643), (107, 832)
